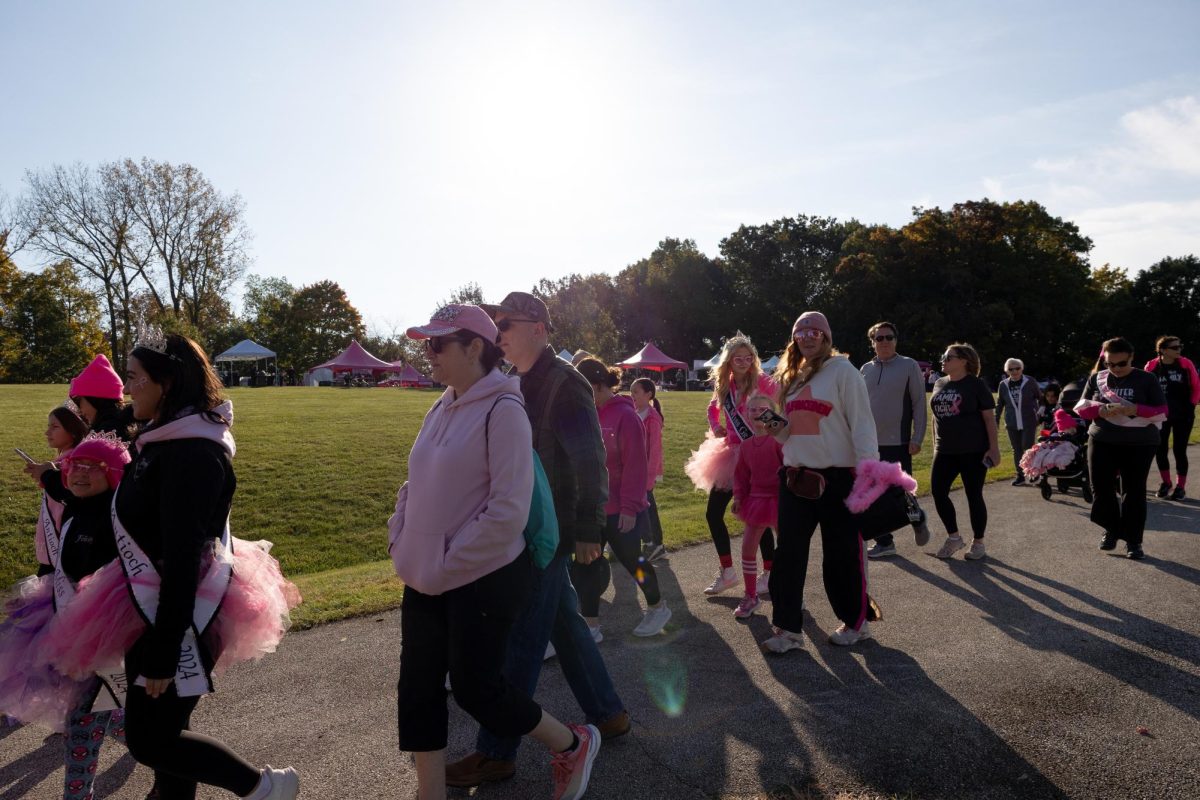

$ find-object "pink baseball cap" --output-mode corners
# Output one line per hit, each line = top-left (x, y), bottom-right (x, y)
(69, 354), (125, 400)
(406, 304), (499, 342)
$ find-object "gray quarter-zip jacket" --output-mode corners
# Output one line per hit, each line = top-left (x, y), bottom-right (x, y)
(860, 354), (928, 447)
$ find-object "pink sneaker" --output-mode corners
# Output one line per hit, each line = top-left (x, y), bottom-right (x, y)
(733, 594), (761, 619)
(551, 723), (601, 800)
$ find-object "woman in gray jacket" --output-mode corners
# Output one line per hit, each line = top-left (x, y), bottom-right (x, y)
(995, 358), (1042, 485)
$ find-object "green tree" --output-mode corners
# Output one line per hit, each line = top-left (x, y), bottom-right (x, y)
(0, 260), (107, 382)
(533, 274), (621, 361)
(1128, 255), (1200, 356)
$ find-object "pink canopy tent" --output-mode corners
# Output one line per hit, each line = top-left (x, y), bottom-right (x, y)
(616, 342), (688, 372)
(309, 340), (394, 374)
(386, 361), (433, 387)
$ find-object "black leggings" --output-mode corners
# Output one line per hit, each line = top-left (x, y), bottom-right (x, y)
(930, 451), (988, 538)
(1157, 416), (1194, 477)
(707, 489), (776, 562)
(572, 512), (662, 617)
(124, 683), (260, 799)
(1089, 439), (1157, 546)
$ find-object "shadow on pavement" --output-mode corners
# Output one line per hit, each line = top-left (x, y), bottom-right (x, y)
(0, 736), (59, 800)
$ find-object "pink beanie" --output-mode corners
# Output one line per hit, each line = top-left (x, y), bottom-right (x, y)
(61, 431), (131, 489)
(792, 311), (832, 340)
(69, 355), (124, 400)
(1054, 409), (1079, 434)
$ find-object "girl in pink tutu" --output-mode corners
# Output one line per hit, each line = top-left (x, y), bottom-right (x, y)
(731, 394), (784, 619)
(685, 333), (777, 596)
(32, 402), (90, 577)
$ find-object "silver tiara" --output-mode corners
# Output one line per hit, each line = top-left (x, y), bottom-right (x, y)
(62, 398), (83, 418)
(78, 429), (129, 452)
(131, 319), (178, 360)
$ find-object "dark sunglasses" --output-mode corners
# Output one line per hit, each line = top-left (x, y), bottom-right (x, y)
(1163, 344), (1182, 351)
(1104, 359), (1130, 369)
(496, 317), (539, 333)
(426, 335), (467, 354)
(872, 334), (896, 342)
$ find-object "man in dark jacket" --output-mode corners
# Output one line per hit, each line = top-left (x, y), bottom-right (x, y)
(445, 292), (627, 788)
(996, 358), (1042, 485)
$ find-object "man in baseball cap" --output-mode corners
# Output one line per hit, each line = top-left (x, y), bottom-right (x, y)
(482, 292), (555, 333)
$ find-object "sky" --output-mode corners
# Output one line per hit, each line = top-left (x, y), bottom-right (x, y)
(2, 1), (1198, 335)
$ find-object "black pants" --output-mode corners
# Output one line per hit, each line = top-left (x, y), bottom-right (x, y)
(1156, 416), (1194, 477)
(123, 683), (259, 799)
(1088, 439), (1157, 546)
(397, 551), (542, 752)
(769, 468), (867, 634)
(572, 512), (662, 617)
(1007, 426), (1037, 478)
(644, 490), (663, 547)
(707, 489), (776, 562)
(931, 451), (988, 538)
(874, 445), (914, 548)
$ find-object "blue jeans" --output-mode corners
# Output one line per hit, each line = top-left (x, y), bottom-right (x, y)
(476, 552), (624, 761)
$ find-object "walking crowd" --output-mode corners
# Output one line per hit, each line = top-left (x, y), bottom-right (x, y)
(1, 292), (1195, 800)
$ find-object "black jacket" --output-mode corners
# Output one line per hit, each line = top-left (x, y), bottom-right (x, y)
(57, 489), (119, 585)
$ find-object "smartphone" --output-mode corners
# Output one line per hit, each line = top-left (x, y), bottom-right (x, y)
(14, 448), (35, 464)
(755, 409), (788, 430)
(982, 455), (996, 468)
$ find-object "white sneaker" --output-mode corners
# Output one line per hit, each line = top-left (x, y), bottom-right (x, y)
(761, 628), (804, 654)
(965, 539), (987, 560)
(588, 625), (603, 644)
(703, 566), (739, 596)
(258, 765), (299, 800)
(544, 641), (557, 660)
(756, 571), (771, 596)
(632, 605), (672, 637)
(935, 536), (965, 559)
(828, 622), (871, 646)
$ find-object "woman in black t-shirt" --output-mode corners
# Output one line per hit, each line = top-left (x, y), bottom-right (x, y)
(1145, 336), (1198, 501)
(1075, 337), (1168, 559)
(929, 344), (1001, 560)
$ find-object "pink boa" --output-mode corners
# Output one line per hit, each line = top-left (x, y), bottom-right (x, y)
(845, 459), (918, 514)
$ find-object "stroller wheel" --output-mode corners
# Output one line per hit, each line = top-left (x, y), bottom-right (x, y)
(1082, 485), (1094, 504)
(1040, 481), (1053, 500)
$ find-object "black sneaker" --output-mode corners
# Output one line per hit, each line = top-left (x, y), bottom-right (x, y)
(1126, 545), (1145, 560)
(1011, 476), (1027, 486)
(1170, 486), (1186, 502)
(1156, 482), (1172, 498)
(1099, 532), (1118, 551)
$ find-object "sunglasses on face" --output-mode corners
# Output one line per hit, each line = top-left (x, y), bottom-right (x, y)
(794, 329), (824, 342)
(426, 335), (467, 354)
(495, 318), (539, 333)
(1163, 344), (1182, 351)
(872, 334), (896, 343)
(941, 354), (960, 363)
(1007, 367), (1022, 373)
(67, 461), (106, 475)
(731, 355), (755, 365)
(1104, 359), (1130, 369)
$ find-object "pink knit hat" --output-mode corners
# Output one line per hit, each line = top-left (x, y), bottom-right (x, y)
(406, 304), (499, 343)
(61, 431), (131, 489)
(792, 311), (832, 340)
(1054, 408), (1079, 434)
(69, 355), (124, 400)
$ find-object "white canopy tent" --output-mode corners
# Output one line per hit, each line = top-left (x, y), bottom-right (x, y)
(213, 339), (278, 386)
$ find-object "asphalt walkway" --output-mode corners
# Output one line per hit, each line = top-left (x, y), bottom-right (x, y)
(3, 451), (1199, 799)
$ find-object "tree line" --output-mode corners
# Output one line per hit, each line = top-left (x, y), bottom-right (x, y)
(2, 159), (1197, 385)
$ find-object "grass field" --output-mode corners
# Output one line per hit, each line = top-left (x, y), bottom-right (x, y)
(4, 384), (1195, 627)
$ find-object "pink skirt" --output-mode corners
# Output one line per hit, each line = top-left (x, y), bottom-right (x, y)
(685, 432), (739, 492)
(735, 495), (778, 528)
(0, 576), (89, 731)
(40, 538), (302, 681)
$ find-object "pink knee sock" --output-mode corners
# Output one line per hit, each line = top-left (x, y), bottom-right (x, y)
(1160, 470), (1172, 484)
(1178, 475), (1187, 489)
(742, 558), (757, 597)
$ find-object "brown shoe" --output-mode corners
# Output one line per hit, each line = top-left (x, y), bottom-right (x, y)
(597, 710), (631, 740)
(444, 752), (515, 788)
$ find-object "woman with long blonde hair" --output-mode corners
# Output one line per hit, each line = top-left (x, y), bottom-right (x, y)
(762, 312), (879, 653)
(685, 333), (777, 596)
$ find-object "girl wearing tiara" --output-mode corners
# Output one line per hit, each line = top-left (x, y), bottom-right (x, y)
(32, 403), (89, 577)
(685, 333), (777, 597)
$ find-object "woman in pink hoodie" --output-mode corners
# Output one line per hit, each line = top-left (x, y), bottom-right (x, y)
(1145, 335), (1199, 501)
(573, 359), (672, 640)
(390, 304), (600, 800)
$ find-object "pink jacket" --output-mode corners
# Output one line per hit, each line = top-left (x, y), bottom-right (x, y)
(640, 405), (664, 492)
(598, 394), (648, 516)
(733, 435), (783, 508)
(707, 373), (778, 444)
(388, 369), (532, 596)
(1144, 356), (1200, 405)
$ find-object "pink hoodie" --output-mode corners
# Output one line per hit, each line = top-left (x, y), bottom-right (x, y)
(598, 394), (648, 516)
(388, 370), (532, 596)
(639, 405), (664, 492)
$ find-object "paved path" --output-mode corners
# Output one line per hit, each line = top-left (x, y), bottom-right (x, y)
(4, 454), (1199, 799)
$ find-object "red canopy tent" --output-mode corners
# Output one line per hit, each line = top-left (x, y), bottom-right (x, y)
(616, 342), (688, 372)
(382, 362), (433, 387)
(309, 340), (394, 375)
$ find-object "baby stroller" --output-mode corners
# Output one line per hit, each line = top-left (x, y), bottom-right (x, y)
(1024, 391), (1093, 502)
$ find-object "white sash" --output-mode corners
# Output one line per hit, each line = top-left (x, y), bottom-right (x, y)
(38, 494), (60, 568)
(47, 519), (129, 711)
(1079, 371), (1166, 429)
(111, 487), (233, 697)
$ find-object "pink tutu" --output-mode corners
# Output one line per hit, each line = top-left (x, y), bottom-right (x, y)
(685, 432), (740, 492)
(735, 494), (778, 528)
(41, 538), (301, 680)
(0, 576), (89, 731)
